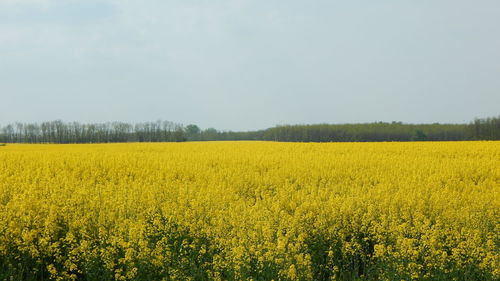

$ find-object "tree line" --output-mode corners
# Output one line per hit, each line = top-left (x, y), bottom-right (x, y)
(260, 122), (467, 142)
(467, 117), (500, 140)
(0, 117), (498, 144)
(184, 117), (499, 142)
(0, 120), (186, 143)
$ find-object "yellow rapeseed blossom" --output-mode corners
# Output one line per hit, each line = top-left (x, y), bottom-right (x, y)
(0, 141), (498, 280)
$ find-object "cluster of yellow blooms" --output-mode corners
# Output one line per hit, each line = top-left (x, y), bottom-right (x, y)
(0, 141), (498, 280)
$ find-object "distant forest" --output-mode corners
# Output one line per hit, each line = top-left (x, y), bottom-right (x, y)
(0, 117), (499, 144)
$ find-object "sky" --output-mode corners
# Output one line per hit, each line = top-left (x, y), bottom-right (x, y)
(0, 0), (499, 131)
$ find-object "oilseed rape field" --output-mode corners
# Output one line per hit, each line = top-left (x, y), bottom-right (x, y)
(0, 142), (498, 281)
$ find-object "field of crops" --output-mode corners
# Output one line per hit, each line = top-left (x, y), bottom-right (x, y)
(0, 142), (498, 280)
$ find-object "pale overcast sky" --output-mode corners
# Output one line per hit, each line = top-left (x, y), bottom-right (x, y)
(0, 0), (499, 131)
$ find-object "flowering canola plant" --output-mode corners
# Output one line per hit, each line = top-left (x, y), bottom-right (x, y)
(0, 141), (498, 280)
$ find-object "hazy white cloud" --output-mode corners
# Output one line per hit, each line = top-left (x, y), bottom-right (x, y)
(0, 0), (117, 24)
(1, 0), (499, 130)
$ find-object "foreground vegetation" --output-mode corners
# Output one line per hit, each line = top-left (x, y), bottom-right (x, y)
(0, 142), (498, 280)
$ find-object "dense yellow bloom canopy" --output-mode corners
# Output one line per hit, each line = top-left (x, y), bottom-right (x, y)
(0, 141), (498, 280)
